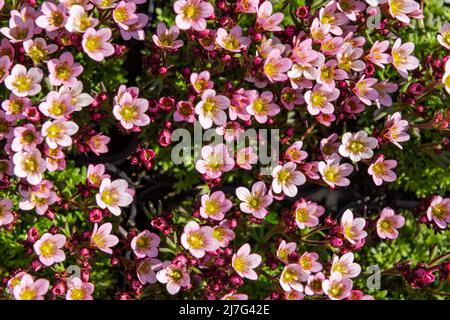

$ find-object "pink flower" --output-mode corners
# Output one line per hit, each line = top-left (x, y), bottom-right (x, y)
(368, 156), (397, 186)
(285, 141), (308, 164)
(294, 200), (325, 229)
(35, 2), (67, 32)
(95, 178), (133, 216)
(174, 100), (195, 123)
(366, 40), (391, 69)
(216, 26), (251, 52)
(374, 80), (398, 107)
(352, 76), (378, 105)
(215, 121), (244, 142)
(0, 14), (34, 43)
(304, 84), (340, 115)
(47, 52), (83, 87)
(271, 162), (306, 197)
(19, 180), (57, 215)
(343, 96), (365, 114)
(195, 89), (230, 129)
(59, 81), (93, 111)
(280, 87), (304, 110)
(44, 147), (66, 172)
(200, 191), (232, 221)
(156, 261), (190, 295)
(181, 221), (220, 258)
(339, 131), (378, 162)
(87, 133), (110, 155)
(256, 1), (284, 32)
(212, 220), (235, 247)
(276, 240), (297, 264)
(173, 0), (214, 32)
(82, 28), (115, 61)
(90, 222), (119, 254)
(119, 13), (148, 41)
(41, 119), (79, 149)
(113, 1), (138, 30)
(336, 44), (365, 72)
(11, 124), (42, 152)
(195, 143), (234, 179)
(137, 258), (162, 285)
(66, 277), (94, 300)
(427, 196), (450, 229)
(113, 92), (150, 129)
(23, 38), (58, 65)
(246, 90), (280, 123)
(0, 198), (13, 227)
(305, 272), (325, 296)
(0, 55), (11, 83)
(347, 290), (374, 300)
(331, 252), (361, 278)
(33, 233), (66, 266)
(13, 274), (49, 300)
(319, 1), (349, 35)
(437, 23), (450, 50)
(190, 71), (214, 94)
(236, 181), (273, 219)
(317, 59), (347, 89)
(280, 263), (309, 292)
(340, 209), (367, 244)
(236, 0), (259, 13)
(388, 0), (420, 24)
(320, 133), (340, 159)
(5, 64), (43, 97)
(236, 147), (258, 170)
(65, 5), (99, 33)
(152, 23), (183, 50)
(87, 164), (110, 187)
(376, 207), (405, 239)
(13, 149), (46, 185)
(299, 252), (323, 273)
(232, 243), (262, 280)
(1, 94), (32, 121)
(263, 49), (292, 82)
(383, 112), (410, 149)
(131, 230), (160, 258)
(320, 36), (345, 56)
(391, 38), (419, 78)
(318, 153), (353, 187)
(322, 272), (353, 300)
(38, 91), (75, 119)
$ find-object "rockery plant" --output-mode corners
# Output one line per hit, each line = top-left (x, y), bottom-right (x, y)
(0, 0), (449, 300)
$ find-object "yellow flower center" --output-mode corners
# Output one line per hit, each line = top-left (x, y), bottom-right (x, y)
(300, 256), (312, 270)
(39, 240), (56, 257)
(13, 74), (32, 93)
(372, 162), (386, 176)
(252, 98), (267, 114)
(169, 268), (183, 281)
(101, 189), (118, 206)
(46, 124), (62, 139)
(380, 219), (393, 232)
(432, 205), (447, 219)
(204, 199), (220, 215)
(247, 195), (261, 210)
(70, 288), (85, 300)
(55, 63), (71, 80)
(50, 12), (64, 27)
(114, 7), (128, 23)
(136, 236), (150, 250)
(20, 288), (37, 300)
(213, 227), (225, 241)
(296, 208), (309, 222)
(330, 283), (344, 297)
(49, 101), (67, 116)
(202, 98), (217, 114)
(85, 36), (101, 52)
(23, 157), (38, 172)
(277, 169), (291, 183)
(283, 268), (298, 283)
(323, 166), (338, 182)
(223, 35), (240, 50)
(183, 4), (198, 19)
(92, 233), (105, 248)
(119, 104), (138, 122)
(187, 232), (204, 249)
(310, 91), (326, 107)
(233, 256), (246, 272)
(28, 45), (47, 64)
(264, 62), (277, 77)
(348, 140), (365, 153)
